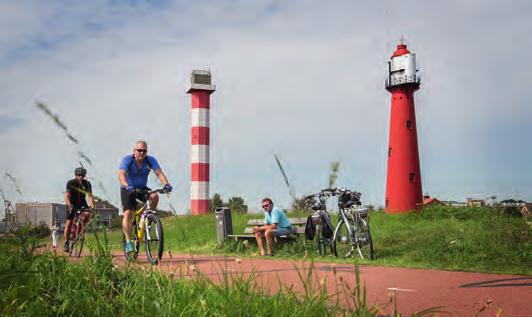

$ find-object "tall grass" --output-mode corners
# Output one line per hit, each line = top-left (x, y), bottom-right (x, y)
(0, 229), (444, 316)
(81, 205), (530, 274)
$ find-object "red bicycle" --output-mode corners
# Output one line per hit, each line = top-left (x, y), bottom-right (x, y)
(66, 208), (97, 257)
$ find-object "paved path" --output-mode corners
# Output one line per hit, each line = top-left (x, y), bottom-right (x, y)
(110, 252), (531, 316)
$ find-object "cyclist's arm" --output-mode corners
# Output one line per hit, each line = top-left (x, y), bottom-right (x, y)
(65, 191), (72, 211)
(153, 168), (170, 186)
(87, 192), (96, 210)
(118, 169), (128, 187)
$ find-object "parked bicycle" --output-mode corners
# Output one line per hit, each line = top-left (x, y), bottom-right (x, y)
(332, 188), (374, 260)
(122, 187), (168, 265)
(303, 189), (335, 256)
(66, 208), (102, 258)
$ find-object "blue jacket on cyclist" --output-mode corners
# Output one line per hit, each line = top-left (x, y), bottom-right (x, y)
(119, 140), (172, 253)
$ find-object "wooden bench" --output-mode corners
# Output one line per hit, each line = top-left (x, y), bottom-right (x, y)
(228, 217), (307, 241)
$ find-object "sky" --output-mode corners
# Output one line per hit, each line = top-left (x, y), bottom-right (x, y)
(0, 0), (529, 215)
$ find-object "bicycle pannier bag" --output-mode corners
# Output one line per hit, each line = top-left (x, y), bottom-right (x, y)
(321, 212), (334, 239)
(305, 215), (315, 240)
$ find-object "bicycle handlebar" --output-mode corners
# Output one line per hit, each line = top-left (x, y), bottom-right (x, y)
(134, 187), (171, 195)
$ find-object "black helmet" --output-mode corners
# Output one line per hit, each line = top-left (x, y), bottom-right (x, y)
(74, 167), (87, 176)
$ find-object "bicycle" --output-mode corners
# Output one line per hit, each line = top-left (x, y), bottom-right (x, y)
(66, 207), (100, 258)
(122, 187), (168, 265)
(332, 188), (374, 260)
(304, 189), (335, 256)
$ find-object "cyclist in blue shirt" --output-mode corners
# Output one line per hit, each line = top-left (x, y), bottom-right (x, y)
(119, 140), (172, 252)
(253, 197), (292, 256)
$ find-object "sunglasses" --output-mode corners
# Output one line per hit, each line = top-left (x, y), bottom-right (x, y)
(262, 204), (270, 208)
(135, 149), (147, 153)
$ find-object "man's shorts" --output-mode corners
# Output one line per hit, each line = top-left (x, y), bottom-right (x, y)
(120, 187), (150, 211)
(66, 207), (90, 221)
(275, 227), (293, 237)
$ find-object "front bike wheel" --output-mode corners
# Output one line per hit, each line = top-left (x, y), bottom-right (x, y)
(72, 226), (85, 258)
(67, 222), (79, 257)
(333, 220), (354, 258)
(123, 222), (139, 261)
(355, 218), (374, 260)
(145, 213), (164, 265)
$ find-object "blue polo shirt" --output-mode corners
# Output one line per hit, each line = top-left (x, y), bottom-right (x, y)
(264, 206), (291, 229)
(119, 154), (160, 189)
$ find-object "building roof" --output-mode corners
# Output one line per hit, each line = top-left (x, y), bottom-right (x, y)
(423, 196), (441, 206)
(94, 199), (118, 210)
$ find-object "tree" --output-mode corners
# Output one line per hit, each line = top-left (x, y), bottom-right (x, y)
(291, 197), (308, 212)
(227, 196), (248, 214)
(328, 161), (340, 188)
(210, 193), (224, 213)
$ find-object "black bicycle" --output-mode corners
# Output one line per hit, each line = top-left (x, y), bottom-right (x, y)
(332, 188), (374, 260)
(304, 189), (336, 256)
(122, 188), (168, 265)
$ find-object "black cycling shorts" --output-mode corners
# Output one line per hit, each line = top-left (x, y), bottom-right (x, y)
(121, 187), (150, 211)
(66, 207), (89, 220)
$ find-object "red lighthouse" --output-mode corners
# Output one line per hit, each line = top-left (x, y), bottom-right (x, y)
(385, 43), (422, 213)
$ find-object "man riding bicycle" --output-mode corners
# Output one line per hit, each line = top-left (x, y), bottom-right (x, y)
(64, 167), (95, 252)
(119, 140), (172, 253)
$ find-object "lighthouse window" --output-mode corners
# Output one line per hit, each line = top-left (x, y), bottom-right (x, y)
(388, 147), (392, 157)
(409, 172), (416, 183)
(406, 120), (412, 129)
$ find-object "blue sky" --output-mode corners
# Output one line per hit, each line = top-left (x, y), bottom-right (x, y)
(0, 0), (529, 214)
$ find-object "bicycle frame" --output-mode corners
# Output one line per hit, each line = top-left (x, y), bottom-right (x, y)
(132, 199), (151, 241)
(123, 188), (168, 265)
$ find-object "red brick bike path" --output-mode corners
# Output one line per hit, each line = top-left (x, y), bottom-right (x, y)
(111, 252), (532, 316)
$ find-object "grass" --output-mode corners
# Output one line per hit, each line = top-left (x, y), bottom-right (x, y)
(0, 228), (445, 316)
(76, 205), (530, 275)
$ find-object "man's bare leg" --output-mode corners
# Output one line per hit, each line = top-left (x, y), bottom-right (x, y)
(149, 193), (159, 210)
(64, 220), (72, 241)
(265, 229), (275, 256)
(123, 209), (132, 241)
(254, 232), (266, 256)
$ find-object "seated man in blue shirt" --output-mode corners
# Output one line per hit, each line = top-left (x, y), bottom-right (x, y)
(253, 197), (292, 256)
(119, 140), (172, 253)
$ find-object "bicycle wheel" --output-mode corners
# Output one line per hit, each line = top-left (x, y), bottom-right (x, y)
(72, 230), (85, 258)
(67, 222), (78, 257)
(145, 213), (164, 265)
(333, 220), (354, 258)
(355, 218), (374, 260)
(123, 222), (139, 261)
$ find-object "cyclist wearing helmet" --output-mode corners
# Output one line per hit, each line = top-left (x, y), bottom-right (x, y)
(64, 167), (95, 252)
(119, 140), (172, 253)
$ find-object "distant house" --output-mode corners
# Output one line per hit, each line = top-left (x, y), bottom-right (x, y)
(422, 196), (443, 207)
(445, 201), (467, 207)
(466, 198), (485, 207)
(500, 199), (527, 207)
(15, 202), (67, 228)
(93, 199), (120, 227)
(15, 201), (118, 229)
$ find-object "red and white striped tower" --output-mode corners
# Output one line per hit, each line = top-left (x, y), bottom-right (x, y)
(187, 70), (216, 215)
(385, 43), (423, 213)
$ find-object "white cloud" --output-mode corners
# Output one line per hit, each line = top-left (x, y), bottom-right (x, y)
(0, 1), (529, 213)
